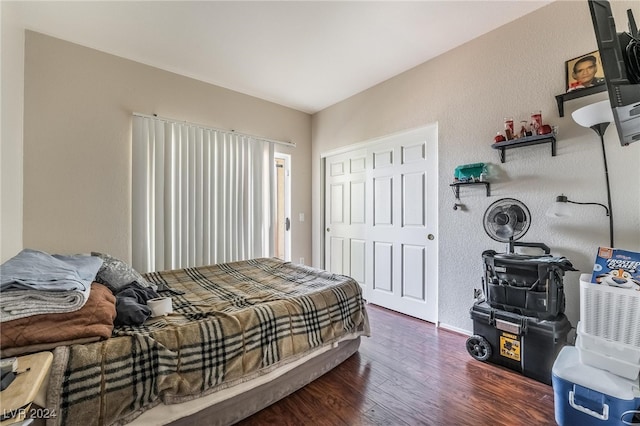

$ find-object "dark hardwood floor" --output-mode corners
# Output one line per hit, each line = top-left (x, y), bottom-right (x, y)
(237, 303), (557, 426)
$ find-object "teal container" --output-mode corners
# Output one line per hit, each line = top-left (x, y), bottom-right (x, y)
(454, 163), (486, 180)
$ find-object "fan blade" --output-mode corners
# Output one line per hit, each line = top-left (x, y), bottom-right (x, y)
(495, 224), (515, 239)
(509, 206), (526, 222)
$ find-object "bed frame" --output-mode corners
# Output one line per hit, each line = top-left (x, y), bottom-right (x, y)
(130, 336), (361, 425)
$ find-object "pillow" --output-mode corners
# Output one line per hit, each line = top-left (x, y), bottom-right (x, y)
(91, 252), (157, 293)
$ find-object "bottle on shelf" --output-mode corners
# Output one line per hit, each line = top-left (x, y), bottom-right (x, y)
(531, 110), (542, 135)
(519, 121), (529, 138)
(504, 117), (514, 140)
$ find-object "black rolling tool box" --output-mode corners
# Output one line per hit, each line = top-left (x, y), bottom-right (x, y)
(482, 250), (576, 320)
(467, 301), (571, 385)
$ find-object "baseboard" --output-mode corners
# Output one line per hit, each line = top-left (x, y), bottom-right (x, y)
(437, 322), (471, 336)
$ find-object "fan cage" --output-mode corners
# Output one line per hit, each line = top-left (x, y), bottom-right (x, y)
(483, 198), (531, 243)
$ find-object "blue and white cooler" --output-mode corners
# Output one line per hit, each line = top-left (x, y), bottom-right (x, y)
(552, 346), (640, 425)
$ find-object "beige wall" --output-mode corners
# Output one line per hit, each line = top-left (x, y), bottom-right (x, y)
(312, 1), (640, 332)
(20, 31), (312, 264)
(1, 2), (26, 262)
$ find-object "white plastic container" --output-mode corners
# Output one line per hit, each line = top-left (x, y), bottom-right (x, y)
(579, 274), (640, 348)
(578, 322), (640, 365)
(576, 332), (640, 381)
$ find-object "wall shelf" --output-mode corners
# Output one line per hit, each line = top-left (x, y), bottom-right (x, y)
(491, 134), (556, 163)
(449, 181), (490, 199)
(555, 85), (606, 117)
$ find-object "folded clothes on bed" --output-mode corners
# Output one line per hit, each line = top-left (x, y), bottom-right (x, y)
(0, 282), (117, 357)
(0, 249), (102, 291)
(0, 286), (93, 322)
(0, 249), (102, 322)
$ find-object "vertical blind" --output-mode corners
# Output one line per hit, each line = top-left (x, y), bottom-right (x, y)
(132, 115), (276, 273)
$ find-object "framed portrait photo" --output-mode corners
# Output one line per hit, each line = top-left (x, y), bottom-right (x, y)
(565, 50), (606, 93)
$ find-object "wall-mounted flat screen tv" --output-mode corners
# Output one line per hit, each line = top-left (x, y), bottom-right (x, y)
(588, 0), (640, 146)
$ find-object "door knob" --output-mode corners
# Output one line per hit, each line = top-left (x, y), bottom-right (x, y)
(427, 234), (435, 240)
(285, 217), (291, 231)
(326, 228), (330, 232)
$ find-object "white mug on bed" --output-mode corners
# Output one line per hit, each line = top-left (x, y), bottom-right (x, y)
(147, 297), (173, 317)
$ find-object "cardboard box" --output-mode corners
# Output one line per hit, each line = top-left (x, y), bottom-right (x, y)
(591, 247), (640, 289)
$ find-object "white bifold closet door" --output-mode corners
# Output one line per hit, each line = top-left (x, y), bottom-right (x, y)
(132, 115), (275, 273)
(324, 126), (438, 323)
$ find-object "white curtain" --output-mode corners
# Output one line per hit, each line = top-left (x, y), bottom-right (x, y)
(132, 115), (275, 273)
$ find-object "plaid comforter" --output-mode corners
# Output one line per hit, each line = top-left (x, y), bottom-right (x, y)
(45, 258), (370, 426)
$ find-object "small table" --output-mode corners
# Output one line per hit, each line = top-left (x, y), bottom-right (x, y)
(0, 352), (53, 425)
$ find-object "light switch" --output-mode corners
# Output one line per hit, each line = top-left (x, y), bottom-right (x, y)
(299, 213), (305, 222)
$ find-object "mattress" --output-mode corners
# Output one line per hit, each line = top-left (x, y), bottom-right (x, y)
(42, 258), (370, 426)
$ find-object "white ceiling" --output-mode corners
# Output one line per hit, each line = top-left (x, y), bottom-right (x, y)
(7, 1), (553, 114)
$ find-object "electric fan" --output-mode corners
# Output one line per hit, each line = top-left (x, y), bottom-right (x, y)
(483, 198), (533, 253)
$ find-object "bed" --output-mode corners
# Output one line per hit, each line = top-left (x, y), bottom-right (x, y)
(1, 257), (370, 426)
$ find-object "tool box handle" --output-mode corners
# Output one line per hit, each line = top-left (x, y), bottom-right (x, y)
(510, 241), (551, 254)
